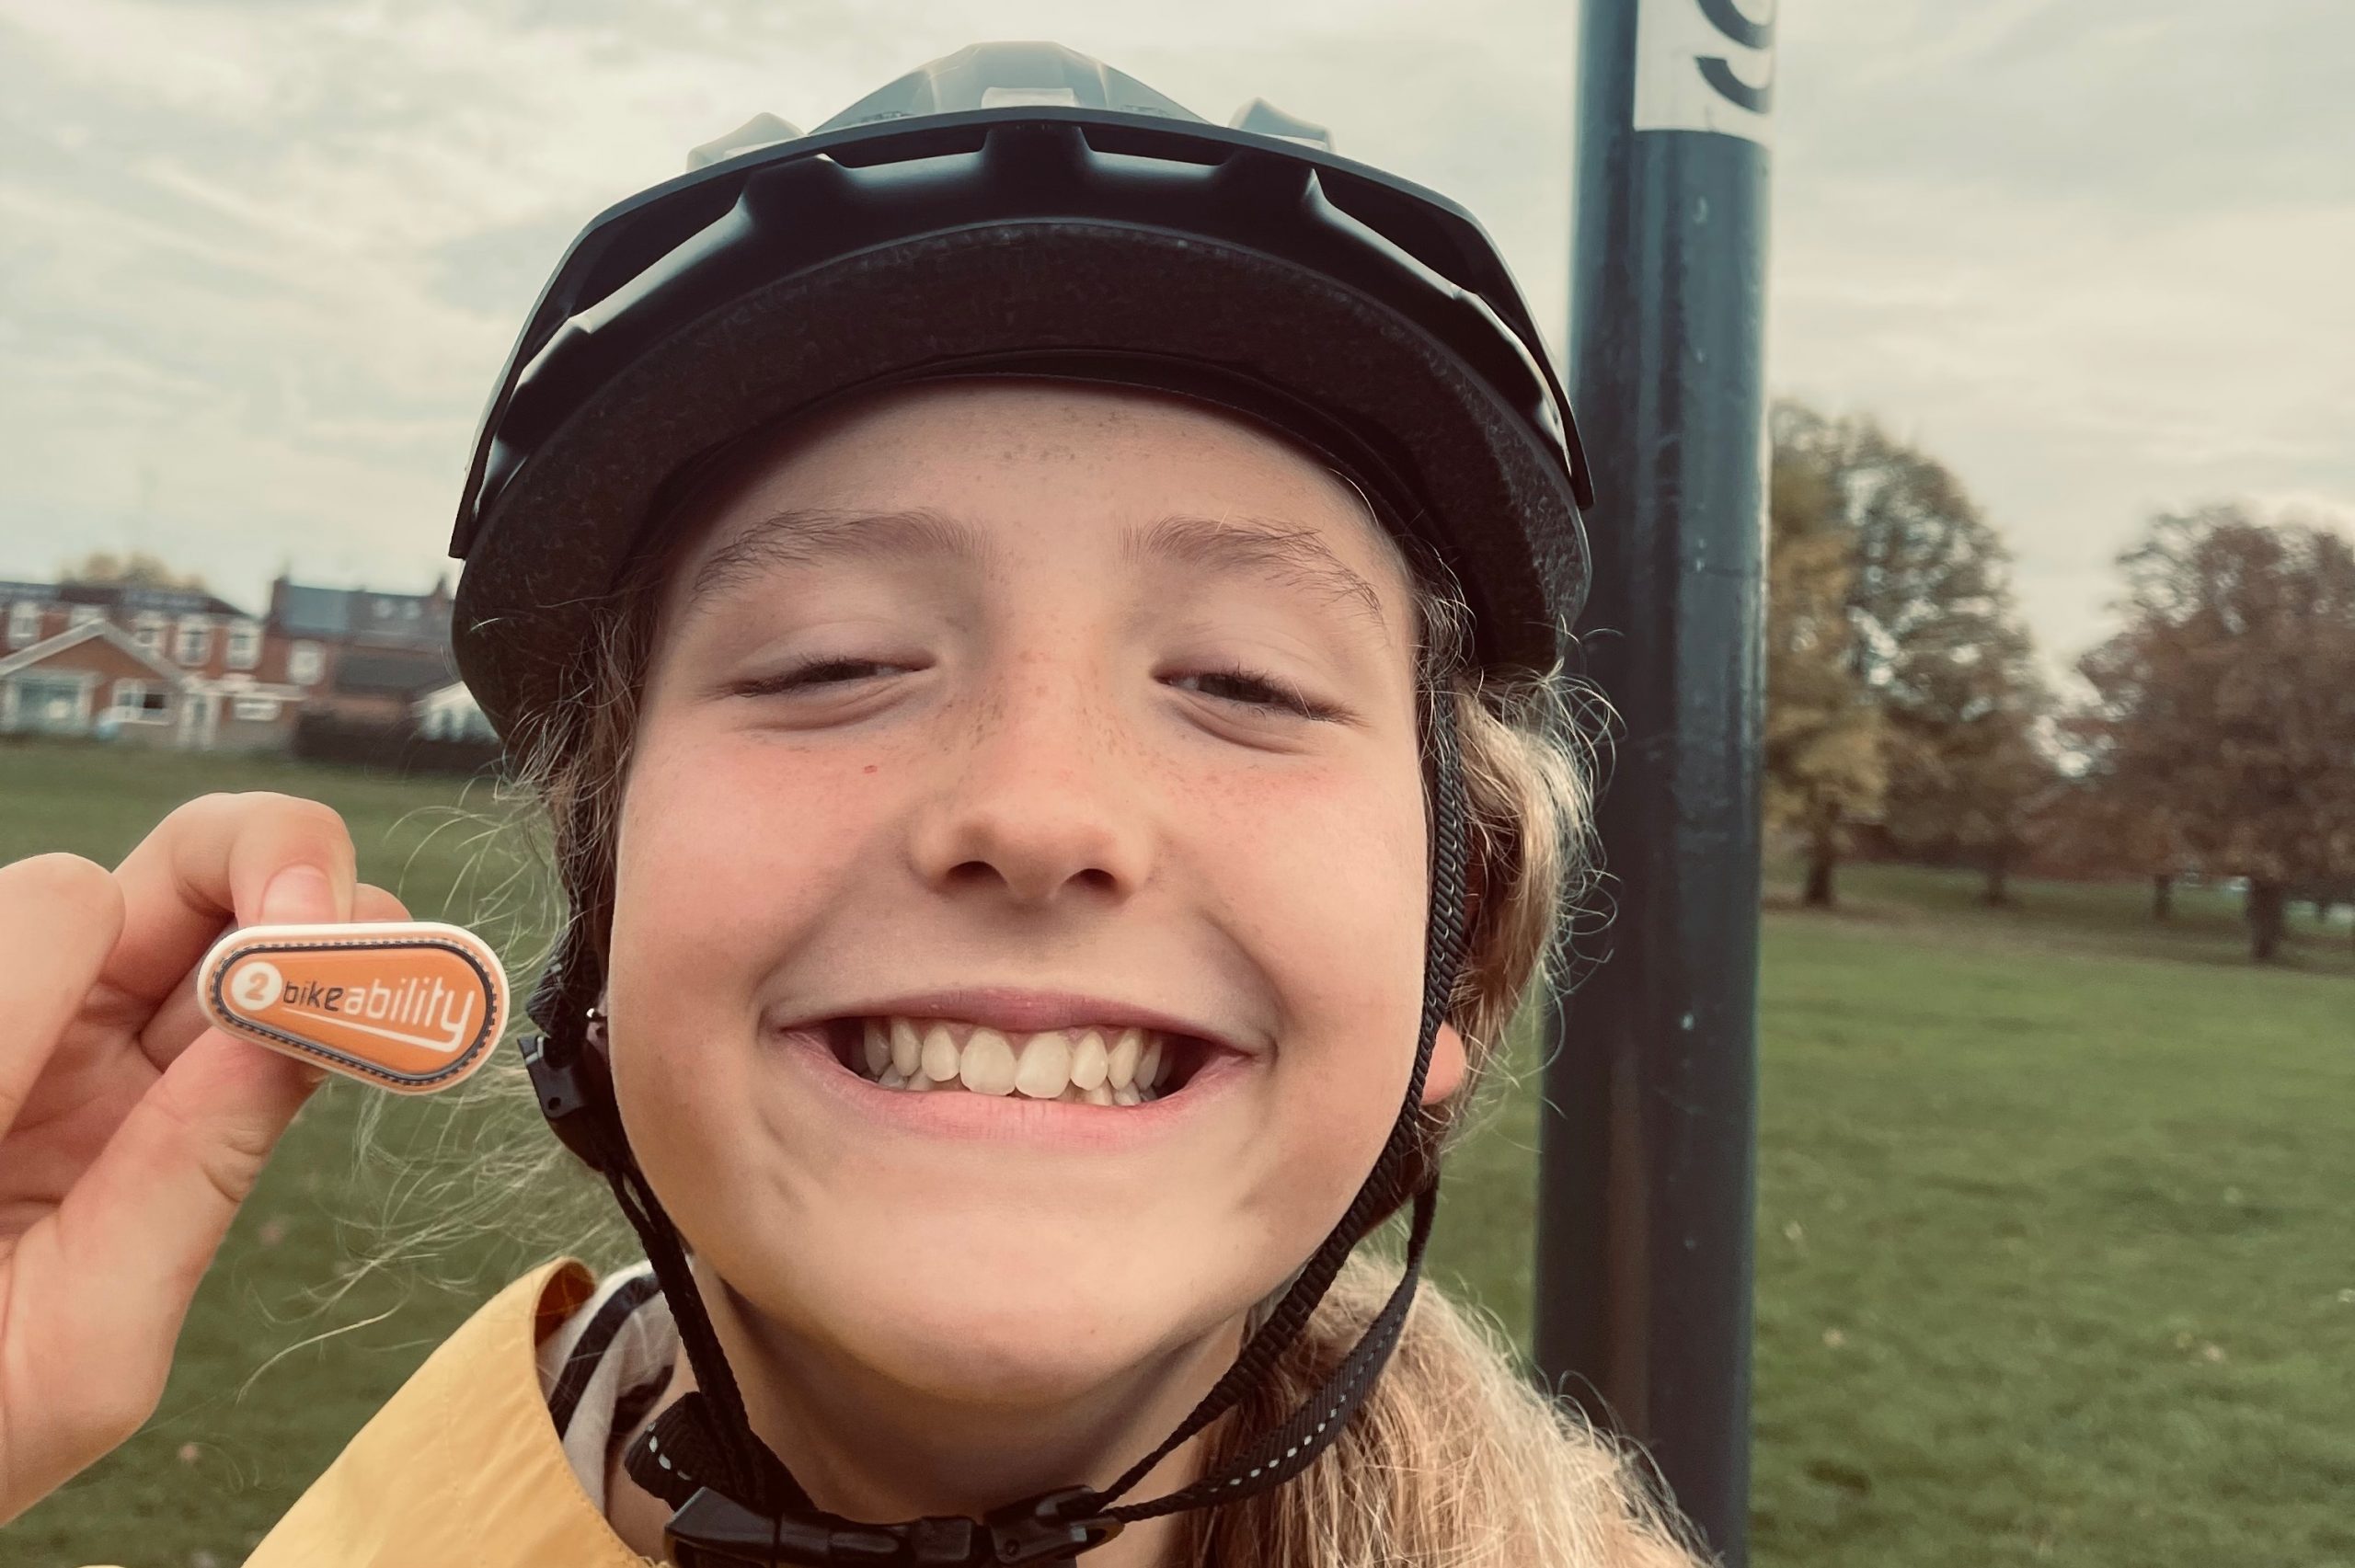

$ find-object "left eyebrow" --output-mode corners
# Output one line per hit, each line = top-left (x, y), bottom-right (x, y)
(684, 506), (995, 613)
(1128, 512), (1390, 632)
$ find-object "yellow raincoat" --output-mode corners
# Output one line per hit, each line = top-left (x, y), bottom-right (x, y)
(237, 1258), (654, 1567)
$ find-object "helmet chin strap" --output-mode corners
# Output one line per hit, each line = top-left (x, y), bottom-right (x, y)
(523, 677), (1471, 1566)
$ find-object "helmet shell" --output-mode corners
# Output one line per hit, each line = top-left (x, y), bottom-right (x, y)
(450, 44), (1590, 738)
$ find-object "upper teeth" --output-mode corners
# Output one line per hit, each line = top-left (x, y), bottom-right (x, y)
(856, 1019), (1176, 1104)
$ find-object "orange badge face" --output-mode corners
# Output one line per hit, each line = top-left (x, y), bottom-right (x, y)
(197, 921), (507, 1094)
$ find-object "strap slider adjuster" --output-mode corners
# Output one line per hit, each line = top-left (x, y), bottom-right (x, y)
(983, 1486), (1123, 1565)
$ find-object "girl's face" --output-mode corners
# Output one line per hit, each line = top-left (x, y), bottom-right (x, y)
(607, 380), (1462, 1417)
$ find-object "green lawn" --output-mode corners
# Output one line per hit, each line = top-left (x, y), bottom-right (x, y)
(5, 739), (2349, 1567)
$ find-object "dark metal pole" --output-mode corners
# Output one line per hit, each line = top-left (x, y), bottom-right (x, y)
(1535, 1), (1772, 1562)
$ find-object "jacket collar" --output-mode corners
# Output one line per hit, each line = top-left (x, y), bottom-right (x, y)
(245, 1258), (659, 1567)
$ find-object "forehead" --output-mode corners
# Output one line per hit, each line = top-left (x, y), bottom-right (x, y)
(659, 379), (1415, 610)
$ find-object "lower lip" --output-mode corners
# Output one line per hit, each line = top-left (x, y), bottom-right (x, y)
(770, 1026), (1252, 1149)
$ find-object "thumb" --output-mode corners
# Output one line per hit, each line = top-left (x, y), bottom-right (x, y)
(47, 1032), (322, 1402)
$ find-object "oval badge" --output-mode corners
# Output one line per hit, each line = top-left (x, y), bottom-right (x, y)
(197, 921), (507, 1094)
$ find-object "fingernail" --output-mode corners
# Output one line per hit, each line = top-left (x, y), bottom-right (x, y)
(259, 865), (333, 924)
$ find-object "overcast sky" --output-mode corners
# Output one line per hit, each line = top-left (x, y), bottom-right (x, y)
(3, 0), (2349, 679)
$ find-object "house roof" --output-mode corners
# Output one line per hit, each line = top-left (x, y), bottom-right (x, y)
(273, 583), (356, 637)
(272, 579), (453, 650)
(0, 579), (251, 619)
(0, 620), (194, 685)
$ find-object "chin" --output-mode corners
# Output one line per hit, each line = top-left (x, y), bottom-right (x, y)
(758, 1227), (1240, 1412)
(859, 1310), (1160, 1409)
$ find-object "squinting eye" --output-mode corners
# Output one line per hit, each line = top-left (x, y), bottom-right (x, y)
(1167, 667), (1342, 722)
(734, 658), (903, 695)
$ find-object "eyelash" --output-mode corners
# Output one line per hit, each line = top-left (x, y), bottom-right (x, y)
(733, 658), (1343, 722)
(1170, 664), (1343, 722)
(728, 658), (901, 699)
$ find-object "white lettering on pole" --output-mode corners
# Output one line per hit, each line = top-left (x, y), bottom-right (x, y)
(1633, 0), (1775, 145)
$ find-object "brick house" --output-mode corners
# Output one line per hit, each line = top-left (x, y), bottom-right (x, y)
(0, 579), (316, 750)
(0, 620), (200, 744)
(266, 576), (456, 725)
(321, 649), (461, 726)
(2, 574), (473, 750)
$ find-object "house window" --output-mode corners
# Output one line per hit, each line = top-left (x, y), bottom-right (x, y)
(176, 619), (212, 665)
(111, 681), (171, 721)
(231, 695), (281, 723)
(6, 601), (37, 647)
(225, 619), (261, 670)
(68, 604), (103, 629)
(17, 674), (86, 727)
(133, 613), (167, 652)
(289, 640), (325, 685)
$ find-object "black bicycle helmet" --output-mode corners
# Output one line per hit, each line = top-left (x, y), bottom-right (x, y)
(454, 41), (1591, 1566)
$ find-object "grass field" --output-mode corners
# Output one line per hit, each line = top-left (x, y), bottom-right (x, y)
(5, 738), (2350, 1567)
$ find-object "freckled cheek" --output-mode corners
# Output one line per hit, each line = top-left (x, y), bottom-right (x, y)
(608, 731), (899, 1012)
(1203, 763), (1430, 1065)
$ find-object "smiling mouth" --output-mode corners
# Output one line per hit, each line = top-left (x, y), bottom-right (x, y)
(821, 1017), (1203, 1105)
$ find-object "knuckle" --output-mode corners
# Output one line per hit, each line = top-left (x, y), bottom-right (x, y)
(281, 799), (356, 864)
(1, 851), (117, 912)
(146, 1080), (271, 1207)
(0, 853), (124, 944)
(224, 793), (356, 874)
(250, 792), (350, 841)
(161, 791), (242, 831)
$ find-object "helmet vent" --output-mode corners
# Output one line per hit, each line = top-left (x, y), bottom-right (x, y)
(982, 86), (1081, 109)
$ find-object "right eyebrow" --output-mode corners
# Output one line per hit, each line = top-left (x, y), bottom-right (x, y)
(684, 506), (995, 613)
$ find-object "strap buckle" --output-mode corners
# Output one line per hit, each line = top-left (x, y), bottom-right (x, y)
(983, 1486), (1124, 1565)
(661, 1484), (1120, 1567)
(519, 1021), (615, 1173)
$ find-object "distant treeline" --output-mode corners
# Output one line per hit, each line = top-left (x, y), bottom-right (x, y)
(1764, 399), (2355, 963)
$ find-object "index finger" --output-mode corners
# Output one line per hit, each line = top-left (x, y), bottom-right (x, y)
(0, 853), (125, 1142)
(94, 793), (359, 1022)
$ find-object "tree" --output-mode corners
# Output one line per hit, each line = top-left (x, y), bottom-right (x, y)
(2072, 507), (2355, 962)
(1765, 403), (2049, 907)
(2025, 780), (2188, 918)
(1876, 600), (2052, 906)
(57, 550), (207, 592)
(1764, 406), (1884, 907)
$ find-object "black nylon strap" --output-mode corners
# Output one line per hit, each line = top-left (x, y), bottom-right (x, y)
(626, 1391), (731, 1510)
(587, 1102), (810, 1516)
(1103, 1180), (1438, 1523)
(1091, 676), (1470, 1512)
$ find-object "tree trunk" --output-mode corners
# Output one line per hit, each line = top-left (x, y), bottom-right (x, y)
(1804, 830), (1838, 909)
(2152, 873), (2173, 921)
(2247, 880), (2289, 963)
(1982, 853), (2013, 907)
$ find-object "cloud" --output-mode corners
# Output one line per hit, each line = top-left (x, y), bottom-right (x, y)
(0, 0), (2348, 681)
(1768, 0), (2355, 675)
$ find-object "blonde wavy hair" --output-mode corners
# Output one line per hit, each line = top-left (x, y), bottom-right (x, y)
(1167, 626), (1704, 1568)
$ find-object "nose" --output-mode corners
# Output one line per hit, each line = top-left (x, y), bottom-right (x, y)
(905, 657), (1154, 910)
